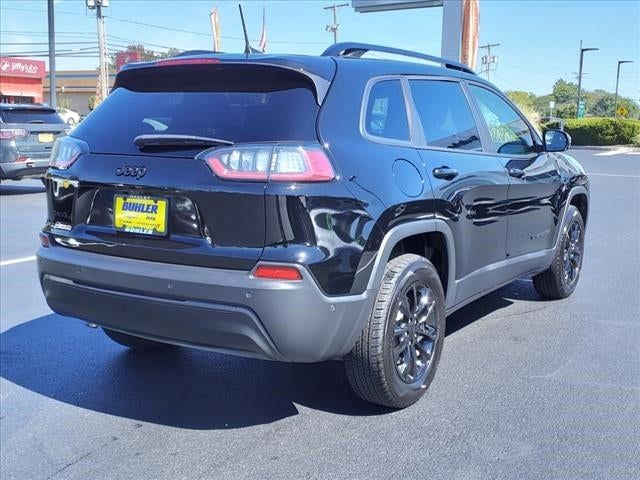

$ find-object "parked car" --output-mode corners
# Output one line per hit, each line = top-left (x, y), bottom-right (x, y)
(56, 108), (81, 126)
(0, 103), (68, 183)
(37, 43), (589, 408)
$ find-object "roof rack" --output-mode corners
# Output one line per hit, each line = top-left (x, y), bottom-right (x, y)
(321, 42), (476, 75)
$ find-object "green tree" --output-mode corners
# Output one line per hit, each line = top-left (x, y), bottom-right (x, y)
(552, 79), (578, 104)
(506, 90), (536, 110)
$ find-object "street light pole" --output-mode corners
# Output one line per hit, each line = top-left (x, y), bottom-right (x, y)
(47, 0), (56, 109)
(576, 40), (599, 118)
(614, 60), (633, 118)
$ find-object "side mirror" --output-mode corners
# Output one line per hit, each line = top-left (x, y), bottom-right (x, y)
(544, 129), (571, 152)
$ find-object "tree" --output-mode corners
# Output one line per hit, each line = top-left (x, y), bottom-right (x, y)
(506, 90), (536, 109)
(552, 79), (578, 104)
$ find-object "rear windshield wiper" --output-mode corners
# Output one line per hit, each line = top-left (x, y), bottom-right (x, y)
(134, 134), (234, 148)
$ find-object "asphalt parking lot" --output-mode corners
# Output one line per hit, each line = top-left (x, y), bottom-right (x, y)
(1, 148), (639, 480)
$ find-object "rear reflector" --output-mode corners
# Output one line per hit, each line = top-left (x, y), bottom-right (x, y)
(254, 265), (303, 281)
(200, 144), (335, 182)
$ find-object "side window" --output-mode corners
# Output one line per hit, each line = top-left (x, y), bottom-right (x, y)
(409, 80), (481, 151)
(364, 79), (410, 141)
(469, 85), (536, 155)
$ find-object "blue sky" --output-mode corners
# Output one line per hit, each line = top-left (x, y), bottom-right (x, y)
(1, 0), (638, 101)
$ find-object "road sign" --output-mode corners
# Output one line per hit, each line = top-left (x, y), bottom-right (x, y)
(577, 101), (586, 118)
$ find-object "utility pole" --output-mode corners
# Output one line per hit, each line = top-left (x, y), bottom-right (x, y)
(324, 3), (349, 45)
(576, 40), (599, 118)
(614, 60), (633, 118)
(87, 0), (110, 101)
(47, 0), (56, 109)
(479, 43), (499, 81)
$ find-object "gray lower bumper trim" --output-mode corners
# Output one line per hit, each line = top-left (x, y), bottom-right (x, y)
(37, 246), (374, 362)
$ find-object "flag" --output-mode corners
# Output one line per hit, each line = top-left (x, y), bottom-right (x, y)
(210, 8), (221, 52)
(258, 7), (267, 53)
(461, 0), (479, 70)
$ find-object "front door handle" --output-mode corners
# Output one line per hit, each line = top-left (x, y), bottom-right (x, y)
(508, 167), (525, 178)
(432, 166), (459, 181)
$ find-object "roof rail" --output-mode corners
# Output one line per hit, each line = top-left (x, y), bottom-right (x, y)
(321, 42), (476, 75)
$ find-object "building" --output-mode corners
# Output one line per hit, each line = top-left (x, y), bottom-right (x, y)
(0, 57), (46, 104)
(44, 70), (116, 115)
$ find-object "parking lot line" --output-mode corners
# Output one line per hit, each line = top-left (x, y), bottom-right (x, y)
(0, 255), (37, 267)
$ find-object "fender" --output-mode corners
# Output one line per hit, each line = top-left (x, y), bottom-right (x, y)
(364, 219), (457, 309)
(552, 185), (589, 251)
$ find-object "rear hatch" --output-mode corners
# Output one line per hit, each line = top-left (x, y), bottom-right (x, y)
(0, 107), (67, 159)
(46, 60), (333, 270)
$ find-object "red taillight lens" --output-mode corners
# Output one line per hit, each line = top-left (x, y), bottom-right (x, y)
(49, 136), (88, 170)
(254, 265), (303, 281)
(200, 145), (335, 182)
(0, 128), (28, 140)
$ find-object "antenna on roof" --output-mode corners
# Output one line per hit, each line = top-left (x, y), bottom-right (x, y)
(238, 4), (260, 55)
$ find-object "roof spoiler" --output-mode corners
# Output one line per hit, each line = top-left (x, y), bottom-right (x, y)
(322, 42), (476, 75)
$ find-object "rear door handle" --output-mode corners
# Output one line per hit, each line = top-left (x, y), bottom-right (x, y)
(508, 167), (525, 178)
(432, 166), (459, 181)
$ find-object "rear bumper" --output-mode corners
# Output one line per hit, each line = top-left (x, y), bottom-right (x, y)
(0, 157), (49, 180)
(37, 245), (374, 362)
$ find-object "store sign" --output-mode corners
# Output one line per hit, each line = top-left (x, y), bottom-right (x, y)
(0, 58), (46, 79)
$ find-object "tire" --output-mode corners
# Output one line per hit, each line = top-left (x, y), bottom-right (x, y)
(102, 328), (170, 350)
(533, 205), (585, 299)
(67, 118), (76, 126)
(345, 254), (446, 409)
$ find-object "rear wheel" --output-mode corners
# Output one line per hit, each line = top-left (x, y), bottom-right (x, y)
(345, 254), (446, 409)
(533, 205), (585, 299)
(102, 328), (170, 350)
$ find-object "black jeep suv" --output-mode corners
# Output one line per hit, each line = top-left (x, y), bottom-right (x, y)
(38, 43), (589, 408)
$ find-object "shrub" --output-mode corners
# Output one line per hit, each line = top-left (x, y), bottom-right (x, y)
(541, 117), (640, 146)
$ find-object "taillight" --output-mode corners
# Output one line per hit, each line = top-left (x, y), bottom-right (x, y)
(0, 128), (28, 140)
(253, 264), (303, 281)
(49, 136), (88, 170)
(199, 144), (335, 182)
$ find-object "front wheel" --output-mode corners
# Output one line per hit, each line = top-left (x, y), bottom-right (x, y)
(533, 205), (585, 299)
(345, 254), (446, 408)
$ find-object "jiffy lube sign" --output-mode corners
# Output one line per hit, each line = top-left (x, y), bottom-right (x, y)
(0, 58), (46, 78)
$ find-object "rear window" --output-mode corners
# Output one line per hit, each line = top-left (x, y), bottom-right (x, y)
(72, 64), (320, 155)
(0, 108), (65, 124)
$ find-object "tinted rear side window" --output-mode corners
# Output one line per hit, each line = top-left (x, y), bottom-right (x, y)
(409, 80), (481, 151)
(364, 79), (410, 141)
(0, 109), (65, 124)
(72, 65), (320, 155)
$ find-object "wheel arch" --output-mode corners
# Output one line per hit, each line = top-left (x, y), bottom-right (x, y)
(366, 220), (457, 308)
